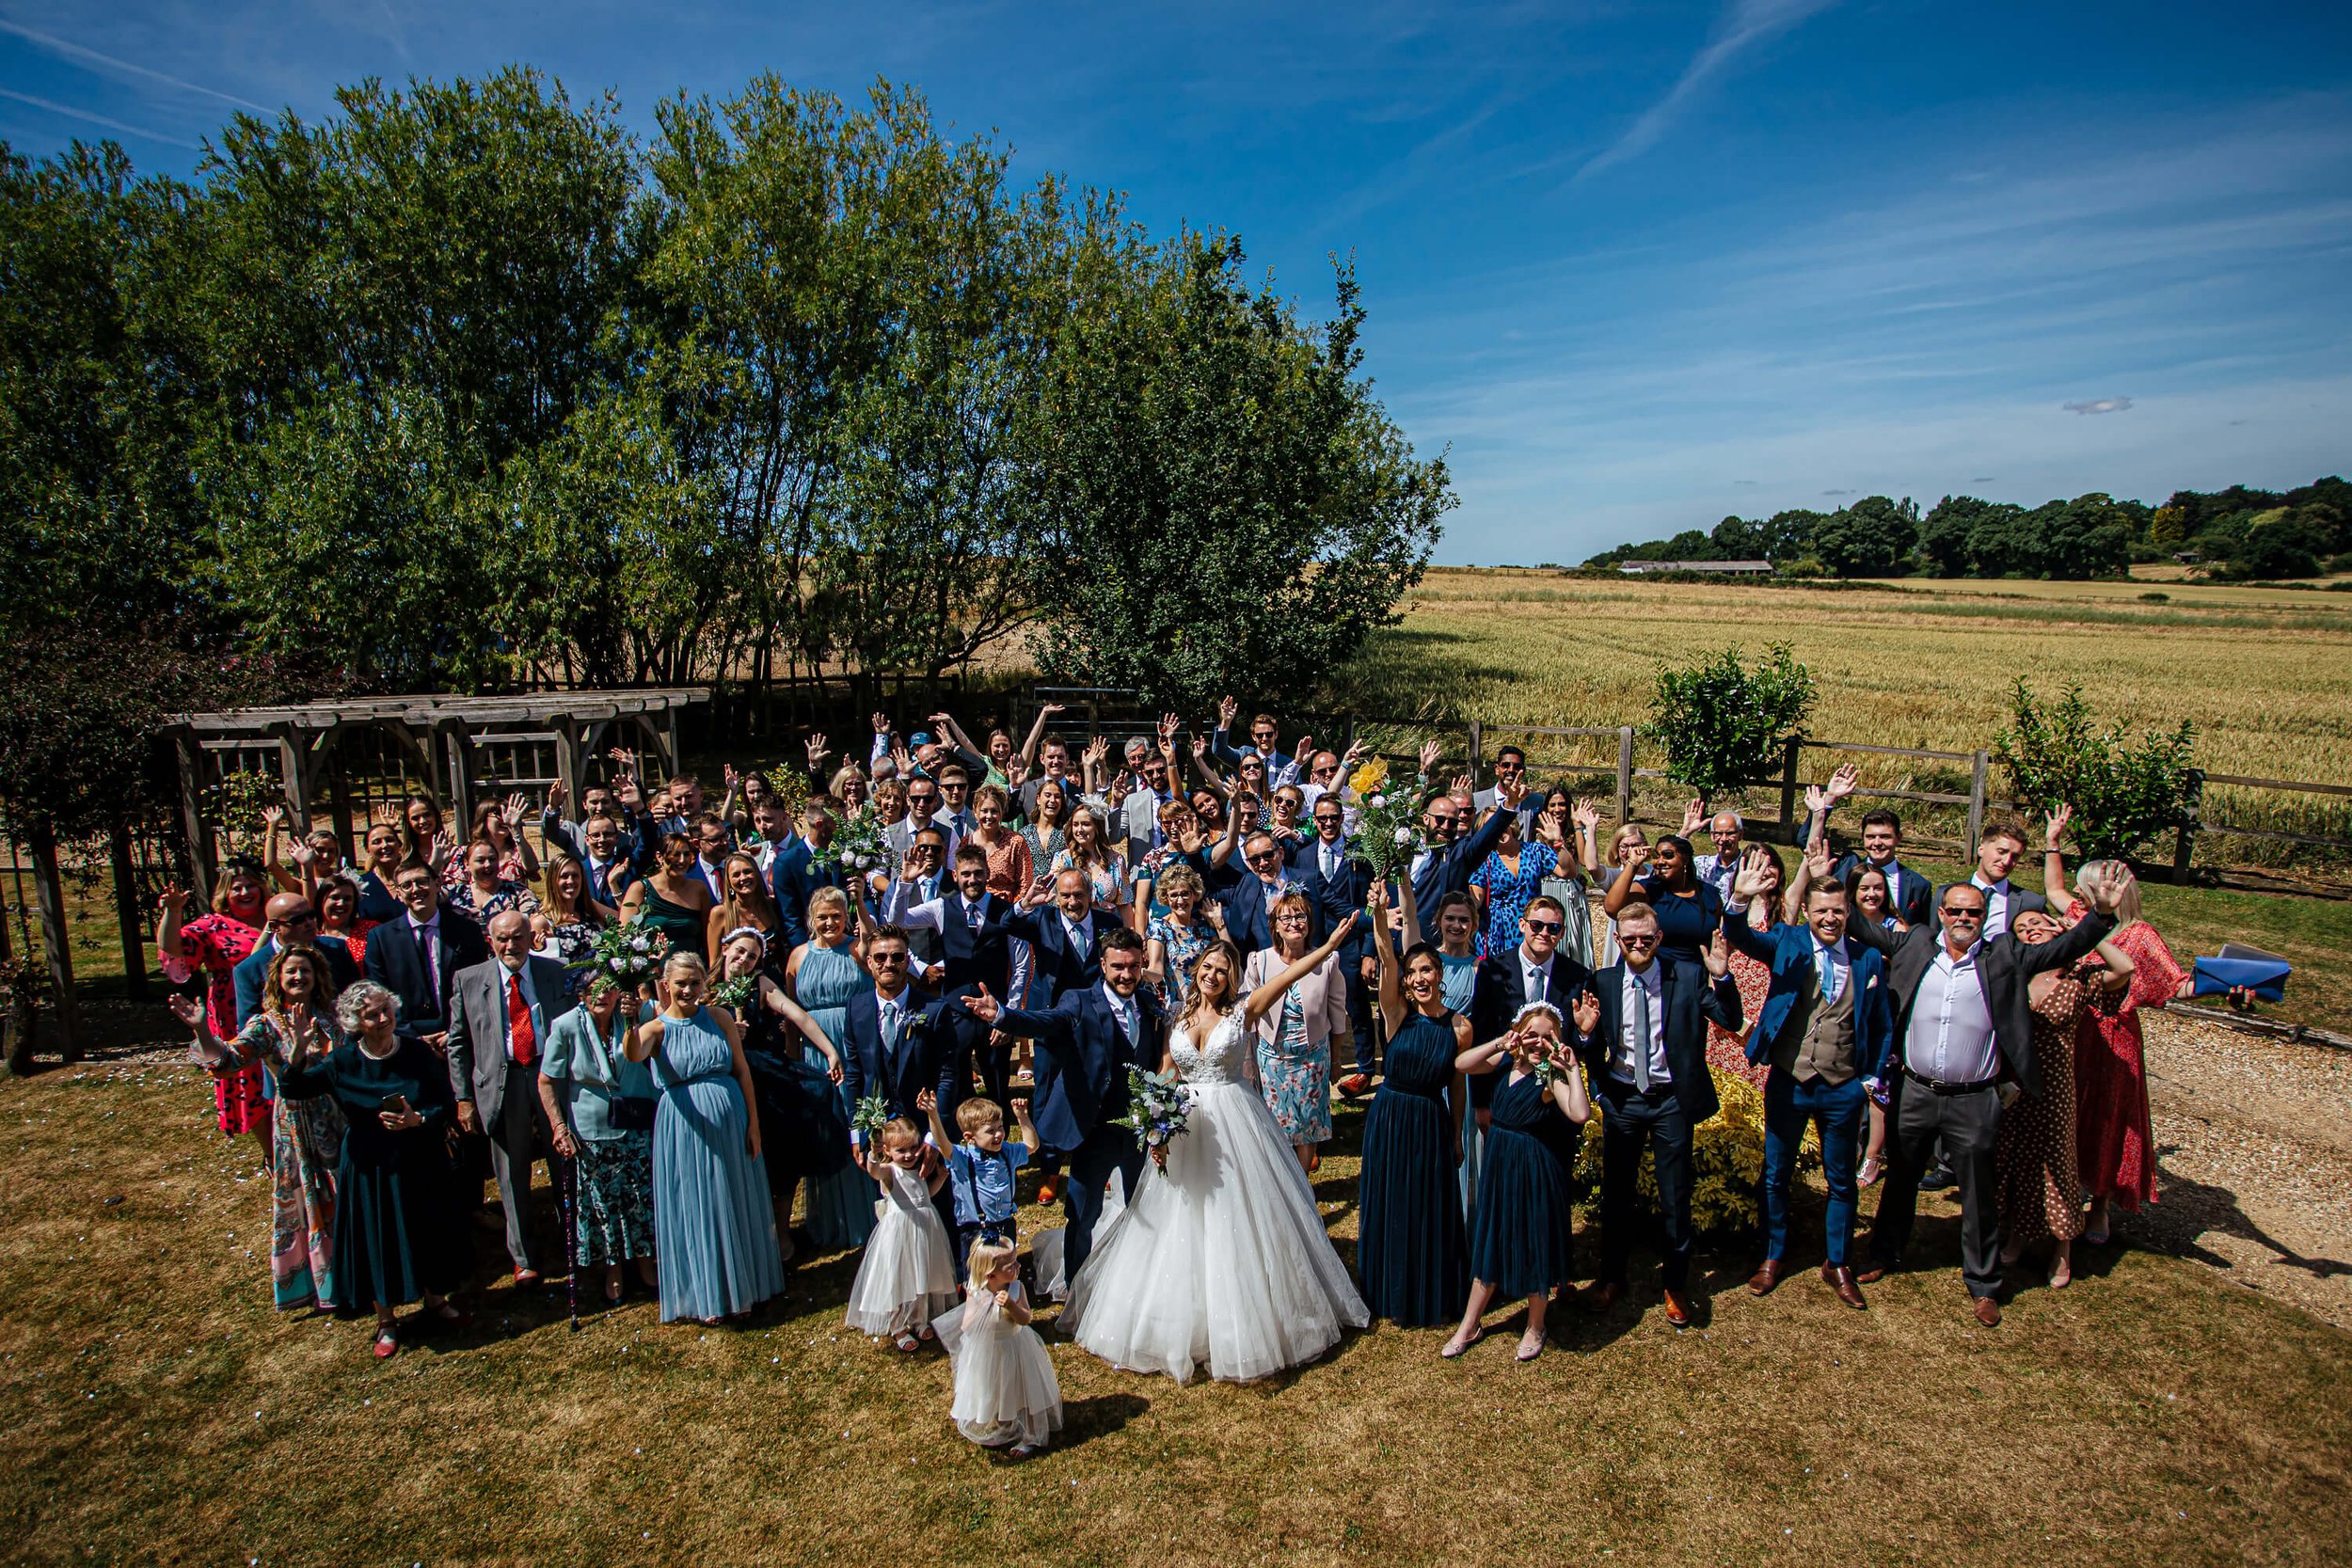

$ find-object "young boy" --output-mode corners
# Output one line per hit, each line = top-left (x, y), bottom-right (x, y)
(925, 1093), (1037, 1283)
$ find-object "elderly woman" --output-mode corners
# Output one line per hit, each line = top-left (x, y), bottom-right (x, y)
(538, 976), (660, 1306)
(1142, 863), (1217, 1007)
(1244, 891), (1353, 1172)
(626, 950), (787, 1324)
(199, 978), (470, 1357)
(157, 861), (270, 1159)
(171, 945), (349, 1311)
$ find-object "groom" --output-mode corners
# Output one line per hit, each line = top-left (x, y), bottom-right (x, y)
(961, 927), (1158, 1279)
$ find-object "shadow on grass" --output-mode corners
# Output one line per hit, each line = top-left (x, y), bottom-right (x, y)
(1056, 1392), (1152, 1449)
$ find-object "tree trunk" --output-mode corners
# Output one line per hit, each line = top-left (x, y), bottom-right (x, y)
(26, 822), (81, 1063)
(109, 820), (150, 1003)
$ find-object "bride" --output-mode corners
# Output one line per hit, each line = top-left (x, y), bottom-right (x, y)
(1060, 915), (1369, 1384)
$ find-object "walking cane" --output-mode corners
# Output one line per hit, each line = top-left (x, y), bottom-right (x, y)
(561, 1146), (580, 1333)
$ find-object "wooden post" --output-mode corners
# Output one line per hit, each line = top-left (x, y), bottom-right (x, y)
(1615, 726), (1635, 825)
(327, 731), (356, 863)
(2173, 768), (2203, 885)
(108, 820), (149, 1003)
(1467, 720), (1484, 789)
(662, 704), (684, 778)
(270, 721), (310, 831)
(549, 713), (580, 860)
(169, 726), (214, 907)
(440, 721), (475, 831)
(1777, 736), (1804, 846)
(26, 823), (80, 1062)
(1964, 749), (1989, 859)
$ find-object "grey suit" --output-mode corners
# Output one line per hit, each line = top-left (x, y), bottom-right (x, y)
(446, 954), (578, 1273)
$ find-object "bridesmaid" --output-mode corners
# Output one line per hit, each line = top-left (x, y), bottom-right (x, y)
(717, 926), (851, 1257)
(1354, 879), (1470, 1328)
(626, 950), (786, 1324)
(786, 888), (877, 1251)
(1443, 1001), (1593, 1363)
(621, 826), (715, 963)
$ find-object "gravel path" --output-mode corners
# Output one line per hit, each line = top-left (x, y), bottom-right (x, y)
(2133, 1010), (2352, 1328)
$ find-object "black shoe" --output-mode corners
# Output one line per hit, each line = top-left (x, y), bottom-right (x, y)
(1922, 1162), (1958, 1190)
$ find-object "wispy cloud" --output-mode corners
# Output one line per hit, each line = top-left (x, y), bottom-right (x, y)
(1575, 0), (1838, 182)
(0, 17), (272, 113)
(2063, 396), (2134, 415)
(0, 83), (197, 145)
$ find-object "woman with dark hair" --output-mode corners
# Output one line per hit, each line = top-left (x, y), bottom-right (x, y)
(621, 825), (715, 963)
(717, 926), (850, 1253)
(1468, 809), (1556, 959)
(444, 837), (541, 928)
(400, 793), (455, 878)
(157, 859), (270, 1159)
(1601, 830), (1724, 966)
(315, 870), (378, 968)
(785, 886), (875, 1251)
(462, 794), (540, 885)
(1355, 878), (1471, 1327)
(174, 945), (349, 1311)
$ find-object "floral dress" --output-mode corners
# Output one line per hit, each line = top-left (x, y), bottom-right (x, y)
(444, 878), (541, 928)
(1706, 909), (1777, 1091)
(538, 917), (600, 995)
(1996, 971), (2088, 1244)
(1469, 844), (1557, 958)
(1053, 849), (1127, 915)
(1148, 913), (1212, 1007)
(1256, 987), (1334, 1144)
(160, 912), (263, 1135)
(228, 1011), (348, 1309)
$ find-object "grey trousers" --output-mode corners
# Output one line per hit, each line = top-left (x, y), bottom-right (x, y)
(1869, 1074), (2004, 1299)
(487, 1063), (561, 1274)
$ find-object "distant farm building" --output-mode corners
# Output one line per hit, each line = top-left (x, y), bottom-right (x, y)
(1615, 560), (1773, 576)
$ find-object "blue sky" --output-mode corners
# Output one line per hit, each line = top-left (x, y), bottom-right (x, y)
(3, 1), (2347, 563)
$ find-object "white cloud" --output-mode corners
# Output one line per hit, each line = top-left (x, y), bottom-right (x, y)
(2063, 397), (2134, 415)
(1576, 0), (1840, 182)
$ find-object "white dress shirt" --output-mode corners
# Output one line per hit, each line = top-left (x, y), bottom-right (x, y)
(1520, 948), (1554, 1006)
(1613, 961), (1671, 1085)
(1970, 876), (2015, 941)
(1102, 981), (1139, 1049)
(1905, 941), (1998, 1084)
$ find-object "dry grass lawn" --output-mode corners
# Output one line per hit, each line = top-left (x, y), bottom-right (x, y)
(6, 1054), (2349, 1567)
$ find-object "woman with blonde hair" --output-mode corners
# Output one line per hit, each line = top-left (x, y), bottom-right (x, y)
(706, 851), (782, 956)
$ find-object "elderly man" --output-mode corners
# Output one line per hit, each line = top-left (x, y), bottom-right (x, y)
(447, 911), (578, 1286)
(1692, 808), (1745, 906)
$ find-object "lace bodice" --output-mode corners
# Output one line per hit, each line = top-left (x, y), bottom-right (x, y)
(1169, 1007), (1253, 1087)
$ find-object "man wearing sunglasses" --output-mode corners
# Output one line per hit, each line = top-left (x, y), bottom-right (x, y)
(231, 892), (359, 1032)
(1571, 902), (1740, 1329)
(1842, 852), (2126, 1326)
(1406, 739), (1514, 939)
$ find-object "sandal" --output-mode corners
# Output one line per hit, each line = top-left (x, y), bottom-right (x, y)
(895, 1332), (922, 1353)
(1440, 1328), (1486, 1360)
(372, 1326), (399, 1360)
(1007, 1442), (1041, 1461)
(1858, 1156), (1882, 1186)
(1516, 1333), (1545, 1364)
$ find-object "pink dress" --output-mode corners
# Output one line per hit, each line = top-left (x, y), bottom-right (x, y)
(160, 912), (264, 1134)
(2070, 909), (2183, 1213)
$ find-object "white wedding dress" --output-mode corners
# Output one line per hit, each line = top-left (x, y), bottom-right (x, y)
(1059, 1007), (1369, 1384)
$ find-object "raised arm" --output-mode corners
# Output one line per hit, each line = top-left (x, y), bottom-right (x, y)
(1017, 703), (1060, 771)
(1369, 879), (1406, 1037)
(1243, 913), (1360, 1026)
(1600, 840), (1650, 917)
(2041, 805), (2075, 908)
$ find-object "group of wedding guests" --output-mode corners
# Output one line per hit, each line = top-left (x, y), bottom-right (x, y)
(161, 699), (2195, 1407)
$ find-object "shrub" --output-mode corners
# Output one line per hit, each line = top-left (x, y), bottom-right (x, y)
(1645, 641), (1817, 799)
(1574, 1067), (1812, 1239)
(1994, 679), (2199, 862)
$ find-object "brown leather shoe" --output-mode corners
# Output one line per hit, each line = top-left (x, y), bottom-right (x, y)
(1336, 1072), (1373, 1100)
(1822, 1262), (1867, 1310)
(1746, 1259), (1788, 1296)
(1578, 1280), (1622, 1314)
(1972, 1294), (2002, 1327)
(1853, 1261), (1889, 1285)
(1661, 1288), (1692, 1328)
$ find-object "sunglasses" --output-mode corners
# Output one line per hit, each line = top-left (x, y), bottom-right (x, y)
(1524, 918), (1563, 935)
(1246, 849), (1279, 864)
(1620, 933), (1660, 947)
(1941, 908), (1984, 921)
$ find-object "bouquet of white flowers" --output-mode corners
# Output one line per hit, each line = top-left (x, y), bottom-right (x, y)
(815, 805), (897, 881)
(850, 1091), (893, 1137)
(1110, 1065), (1192, 1153)
(572, 920), (671, 991)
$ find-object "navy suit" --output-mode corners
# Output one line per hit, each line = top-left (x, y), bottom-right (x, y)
(1295, 836), (1376, 1073)
(990, 985), (1162, 1277)
(838, 985), (959, 1130)
(767, 837), (846, 952)
(1412, 805), (1513, 939)
(1470, 944), (1593, 1116)
(231, 934), (359, 1032)
(1573, 956), (1741, 1291)
(362, 911), (489, 1044)
(1722, 914), (1894, 1267)
(1208, 866), (1311, 957)
(580, 854), (637, 911)
(1003, 907), (1106, 1004)
(1832, 852), (1932, 929)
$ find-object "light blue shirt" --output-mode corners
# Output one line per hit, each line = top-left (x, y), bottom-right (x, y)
(1813, 936), (1850, 1005)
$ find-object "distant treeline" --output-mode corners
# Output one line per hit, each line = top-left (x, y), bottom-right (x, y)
(1582, 476), (2352, 580)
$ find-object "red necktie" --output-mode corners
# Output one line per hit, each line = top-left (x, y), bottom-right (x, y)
(506, 974), (537, 1066)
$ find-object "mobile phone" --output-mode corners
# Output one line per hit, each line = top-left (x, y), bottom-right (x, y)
(380, 1094), (412, 1117)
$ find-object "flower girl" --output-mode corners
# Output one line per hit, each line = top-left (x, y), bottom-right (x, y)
(937, 1238), (1063, 1459)
(843, 1117), (958, 1351)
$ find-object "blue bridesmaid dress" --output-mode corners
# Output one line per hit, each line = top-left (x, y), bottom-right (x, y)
(649, 1006), (786, 1322)
(1355, 1009), (1469, 1326)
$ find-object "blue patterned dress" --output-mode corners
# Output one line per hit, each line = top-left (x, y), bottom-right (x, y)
(648, 1006), (785, 1322)
(794, 941), (876, 1250)
(1148, 913), (1212, 1007)
(1469, 844), (1558, 958)
(1256, 986), (1335, 1144)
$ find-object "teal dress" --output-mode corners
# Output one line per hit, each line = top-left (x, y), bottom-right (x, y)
(794, 941), (876, 1250)
(539, 1006), (659, 1268)
(1469, 1070), (1576, 1297)
(1356, 1009), (1469, 1325)
(648, 1006), (785, 1322)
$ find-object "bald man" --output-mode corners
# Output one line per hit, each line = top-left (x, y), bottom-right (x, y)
(447, 911), (578, 1285)
(230, 892), (358, 1030)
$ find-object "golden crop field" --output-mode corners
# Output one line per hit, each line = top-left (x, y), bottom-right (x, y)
(1346, 569), (2352, 800)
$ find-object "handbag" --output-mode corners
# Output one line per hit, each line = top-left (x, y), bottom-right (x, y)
(2191, 955), (2291, 1003)
(583, 1010), (659, 1131)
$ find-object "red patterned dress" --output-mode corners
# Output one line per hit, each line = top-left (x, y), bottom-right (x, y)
(160, 912), (264, 1134)
(2070, 908), (2183, 1213)
(1704, 911), (1775, 1091)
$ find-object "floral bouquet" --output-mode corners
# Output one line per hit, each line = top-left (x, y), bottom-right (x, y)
(850, 1091), (893, 1138)
(572, 920), (671, 992)
(1110, 1065), (1192, 1153)
(708, 972), (758, 1013)
(1343, 757), (1426, 881)
(814, 804), (896, 881)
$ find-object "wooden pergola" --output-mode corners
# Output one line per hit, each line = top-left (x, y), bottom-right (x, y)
(164, 689), (708, 902)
